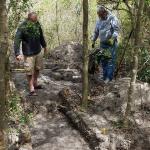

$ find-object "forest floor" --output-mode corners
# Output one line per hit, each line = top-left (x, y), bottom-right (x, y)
(10, 42), (150, 150)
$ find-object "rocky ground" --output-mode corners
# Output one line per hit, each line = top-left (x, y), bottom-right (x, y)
(10, 42), (150, 150)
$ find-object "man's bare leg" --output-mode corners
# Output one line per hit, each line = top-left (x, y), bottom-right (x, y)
(33, 69), (39, 87)
(27, 75), (35, 92)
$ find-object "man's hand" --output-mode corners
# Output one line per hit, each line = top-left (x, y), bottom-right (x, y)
(112, 34), (118, 42)
(92, 41), (95, 48)
(113, 38), (117, 43)
(16, 55), (23, 61)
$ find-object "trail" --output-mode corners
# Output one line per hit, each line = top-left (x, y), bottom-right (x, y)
(12, 69), (90, 150)
(11, 43), (91, 150)
(12, 43), (150, 150)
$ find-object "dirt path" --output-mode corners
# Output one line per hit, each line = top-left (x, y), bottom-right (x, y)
(11, 43), (150, 150)
(12, 71), (90, 150)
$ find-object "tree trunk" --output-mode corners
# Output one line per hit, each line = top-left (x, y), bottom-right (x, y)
(124, 0), (145, 127)
(59, 88), (102, 150)
(55, 0), (60, 46)
(0, 0), (9, 149)
(82, 0), (89, 109)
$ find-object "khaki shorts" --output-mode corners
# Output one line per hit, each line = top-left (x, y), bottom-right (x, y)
(24, 51), (44, 75)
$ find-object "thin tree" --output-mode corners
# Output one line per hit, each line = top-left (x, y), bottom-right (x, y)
(124, 0), (145, 127)
(0, 0), (9, 149)
(55, 0), (60, 46)
(82, 0), (89, 109)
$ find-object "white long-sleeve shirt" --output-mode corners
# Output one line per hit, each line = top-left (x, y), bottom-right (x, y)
(93, 13), (120, 42)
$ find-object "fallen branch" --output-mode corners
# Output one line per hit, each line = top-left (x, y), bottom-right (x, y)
(58, 88), (103, 150)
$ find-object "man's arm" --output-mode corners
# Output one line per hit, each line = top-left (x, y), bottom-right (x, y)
(14, 26), (22, 57)
(39, 26), (48, 55)
(92, 21), (99, 42)
(111, 16), (120, 40)
(39, 27), (47, 49)
(92, 21), (99, 48)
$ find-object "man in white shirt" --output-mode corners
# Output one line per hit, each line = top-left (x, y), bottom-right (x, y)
(92, 6), (120, 83)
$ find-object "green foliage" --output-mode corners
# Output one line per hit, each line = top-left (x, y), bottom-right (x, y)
(112, 119), (124, 129)
(61, 0), (72, 8)
(138, 49), (150, 83)
(8, 93), (33, 125)
(112, 118), (134, 129)
(21, 21), (41, 38)
(145, 0), (150, 4)
(8, 0), (31, 36)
